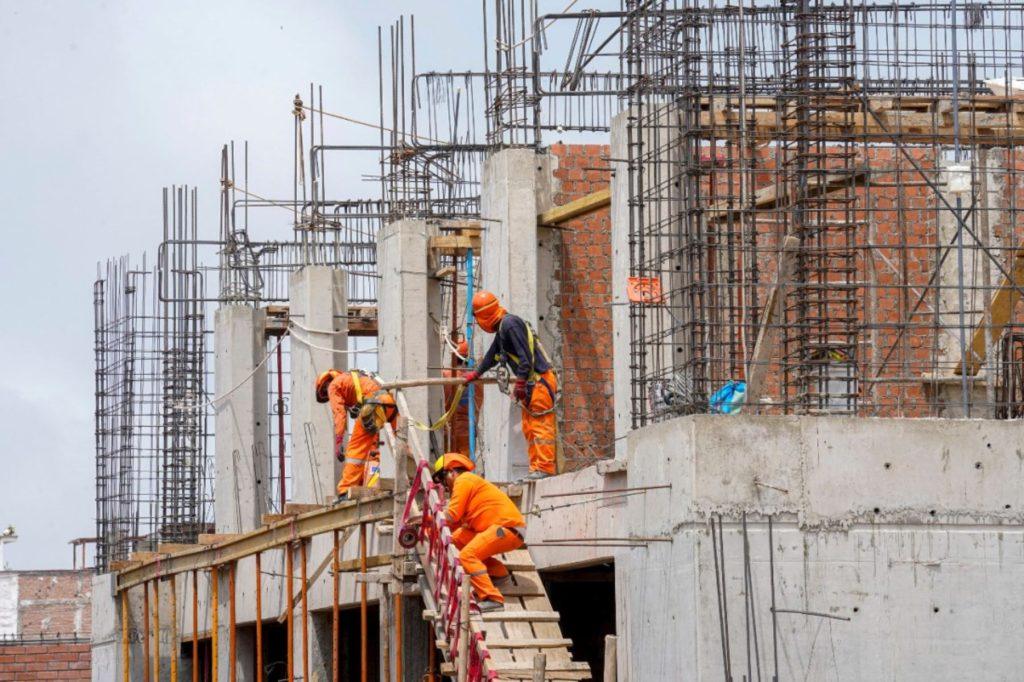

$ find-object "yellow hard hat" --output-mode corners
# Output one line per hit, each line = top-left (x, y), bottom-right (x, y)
(432, 452), (475, 481)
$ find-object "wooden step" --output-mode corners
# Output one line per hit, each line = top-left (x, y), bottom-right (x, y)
(486, 638), (573, 649)
(476, 610), (561, 623)
(485, 661), (592, 680)
(498, 583), (545, 597)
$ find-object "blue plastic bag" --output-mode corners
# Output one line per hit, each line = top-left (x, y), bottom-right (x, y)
(709, 380), (747, 415)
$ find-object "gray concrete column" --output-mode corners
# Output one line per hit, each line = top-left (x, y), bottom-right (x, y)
(288, 266), (348, 504)
(377, 219), (442, 465)
(214, 567), (256, 682)
(479, 148), (558, 481)
(611, 109), (633, 457)
(214, 305), (269, 534)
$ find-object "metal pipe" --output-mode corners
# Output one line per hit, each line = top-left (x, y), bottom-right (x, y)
(211, 566), (219, 682)
(170, 577), (178, 682)
(332, 531), (340, 682)
(121, 589), (130, 682)
(153, 580), (160, 682)
(229, 564), (237, 682)
(360, 522), (368, 682)
(276, 342), (287, 507)
(466, 248), (477, 460)
(286, 543), (294, 682)
(191, 570), (198, 682)
(255, 553), (263, 682)
(301, 541), (309, 682)
(143, 580), (151, 682)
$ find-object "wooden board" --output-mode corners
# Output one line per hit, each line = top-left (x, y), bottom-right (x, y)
(957, 248), (1024, 375)
(537, 188), (611, 226)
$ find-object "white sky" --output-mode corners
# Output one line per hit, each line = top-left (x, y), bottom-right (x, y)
(0, 0), (497, 569)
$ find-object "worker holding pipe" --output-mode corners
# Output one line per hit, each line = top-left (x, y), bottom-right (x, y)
(462, 290), (558, 480)
(432, 452), (525, 613)
(315, 369), (398, 499)
(443, 339), (483, 455)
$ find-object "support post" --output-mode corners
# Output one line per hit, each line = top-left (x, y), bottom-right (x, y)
(377, 218), (440, 465)
(603, 635), (618, 682)
(532, 653), (547, 682)
(289, 266), (348, 504)
(214, 305), (269, 533)
(457, 576), (471, 682)
(479, 148), (558, 480)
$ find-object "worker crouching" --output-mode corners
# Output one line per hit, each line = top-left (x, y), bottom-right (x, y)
(315, 369), (398, 499)
(463, 290), (558, 480)
(433, 453), (525, 613)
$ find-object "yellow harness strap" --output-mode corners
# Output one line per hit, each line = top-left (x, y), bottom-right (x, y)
(351, 370), (364, 405)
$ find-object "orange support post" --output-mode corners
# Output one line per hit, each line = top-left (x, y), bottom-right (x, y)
(170, 577), (179, 682)
(332, 530), (340, 682)
(121, 589), (130, 682)
(229, 564), (237, 682)
(143, 581), (151, 682)
(255, 552), (263, 682)
(211, 565), (219, 682)
(360, 522), (368, 682)
(152, 581), (160, 682)
(286, 543), (294, 682)
(191, 570), (198, 682)
(301, 541), (309, 682)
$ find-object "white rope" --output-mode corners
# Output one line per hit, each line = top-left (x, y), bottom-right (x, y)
(203, 333), (288, 410)
(288, 323), (378, 354)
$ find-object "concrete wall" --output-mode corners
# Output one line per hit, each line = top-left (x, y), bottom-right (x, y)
(0, 573), (15, 636)
(617, 414), (1024, 681)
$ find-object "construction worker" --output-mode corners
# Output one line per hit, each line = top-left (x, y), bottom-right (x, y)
(432, 453), (525, 613)
(315, 369), (398, 499)
(443, 339), (483, 455)
(462, 291), (558, 480)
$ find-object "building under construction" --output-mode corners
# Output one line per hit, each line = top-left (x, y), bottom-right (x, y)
(90, 2), (1024, 680)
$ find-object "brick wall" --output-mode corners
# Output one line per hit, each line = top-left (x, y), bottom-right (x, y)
(0, 640), (91, 681)
(549, 143), (615, 469)
(14, 572), (91, 638)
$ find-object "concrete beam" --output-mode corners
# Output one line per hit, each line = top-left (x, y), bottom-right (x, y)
(214, 305), (269, 534)
(289, 267), (348, 505)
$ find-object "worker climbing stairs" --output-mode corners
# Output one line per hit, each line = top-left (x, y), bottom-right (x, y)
(386, 390), (592, 681)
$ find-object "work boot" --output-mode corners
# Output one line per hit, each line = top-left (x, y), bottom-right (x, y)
(523, 470), (552, 482)
(476, 599), (505, 613)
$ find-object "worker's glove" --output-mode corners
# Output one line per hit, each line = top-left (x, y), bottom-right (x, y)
(334, 435), (344, 463)
(462, 370), (480, 384)
(514, 378), (528, 404)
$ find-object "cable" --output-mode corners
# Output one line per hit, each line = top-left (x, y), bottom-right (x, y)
(287, 323), (378, 355)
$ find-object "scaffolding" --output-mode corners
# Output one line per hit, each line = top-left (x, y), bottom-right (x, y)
(623, 0), (1024, 425)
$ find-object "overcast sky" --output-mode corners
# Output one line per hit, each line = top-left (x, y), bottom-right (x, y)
(0, 0), (500, 569)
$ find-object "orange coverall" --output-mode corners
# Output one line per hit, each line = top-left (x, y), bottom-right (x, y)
(443, 367), (484, 455)
(447, 472), (526, 603)
(327, 372), (397, 495)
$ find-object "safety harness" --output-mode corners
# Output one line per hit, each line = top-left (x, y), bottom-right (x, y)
(495, 317), (558, 417)
(348, 370), (398, 434)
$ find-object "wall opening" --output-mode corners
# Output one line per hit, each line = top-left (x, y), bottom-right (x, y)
(541, 561), (615, 679)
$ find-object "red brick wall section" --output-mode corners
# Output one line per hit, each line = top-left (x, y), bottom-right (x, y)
(549, 143), (615, 469)
(16, 572), (91, 638)
(0, 641), (91, 681)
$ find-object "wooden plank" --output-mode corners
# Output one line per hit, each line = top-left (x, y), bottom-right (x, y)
(156, 543), (199, 555)
(109, 560), (142, 572)
(197, 533), (242, 546)
(705, 171), (868, 224)
(957, 248), (1024, 375)
(261, 513), (292, 525)
(346, 305), (378, 337)
(487, 638), (573, 649)
(476, 611), (561, 623)
(284, 503), (326, 515)
(537, 188), (611, 226)
(746, 234), (801, 404)
(116, 495), (392, 591)
(429, 235), (482, 255)
(129, 551), (162, 562)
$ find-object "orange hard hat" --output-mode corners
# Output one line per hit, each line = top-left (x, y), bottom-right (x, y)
(431, 452), (475, 481)
(472, 290), (506, 333)
(315, 369), (340, 403)
(456, 339), (469, 359)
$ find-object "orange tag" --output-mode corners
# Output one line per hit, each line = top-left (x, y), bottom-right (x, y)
(627, 277), (664, 304)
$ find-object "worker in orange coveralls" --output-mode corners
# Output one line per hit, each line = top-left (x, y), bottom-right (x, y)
(315, 369), (398, 499)
(462, 291), (558, 480)
(432, 452), (525, 613)
(443, 339), (483, 455)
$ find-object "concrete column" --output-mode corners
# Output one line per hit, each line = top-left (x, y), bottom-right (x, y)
(214, 305), (268, 534)
(289, 267), (348, 504)
(377, 219), (442, 465)
(215, 567), (256, 682)
(611, 109), (633, 457)
(479, 148), (557, 481)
